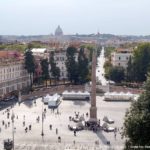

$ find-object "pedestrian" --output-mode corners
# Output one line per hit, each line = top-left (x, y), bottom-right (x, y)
(57, 109), (59, 114)
(69, 116), (72, 121)
(86, 112), (88, 117)
(2, 120), (4, 126)
(98, 119), (101, 126)
(23, 121), (25, 126)
(29, 125), (32, 130)
(49, 124), (52, 130)
(58, 136), (61, 143)
(74, 130), (76, 136)
(114, 132), (116, 139)
(5, 124), (7, 129)
(8, 122), (10, 127)
(56, 128), (58, 134)
(25, 127), (28, 133)
(7, 113), (9, 119)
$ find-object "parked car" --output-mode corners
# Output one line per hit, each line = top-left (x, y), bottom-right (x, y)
(68, 125), (84, 131)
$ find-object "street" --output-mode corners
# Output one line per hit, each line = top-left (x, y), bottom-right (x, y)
(96, 47), (108, 86)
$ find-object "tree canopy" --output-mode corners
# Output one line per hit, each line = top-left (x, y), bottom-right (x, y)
(66, 46), (79, 84)
(105, 66), (125, 83)
(123, 73), (150, 149)
(50, 52), (60, 84)
(78, 48), (89, 83)
(40, 58), (49, 86)
(126, 43), (150, 82)
(24, 50), (35, 87)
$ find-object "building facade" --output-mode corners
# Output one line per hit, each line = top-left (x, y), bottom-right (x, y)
(111, 49), (132, 68)
(0, 51), (30, 97)
(53, 51), (67, 79)
(50, 50), (78, 80)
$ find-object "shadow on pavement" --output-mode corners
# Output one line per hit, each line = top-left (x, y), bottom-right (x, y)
(96, 131), (108, 145)
(73, 101), (86, 106)
(23, 100), (33, 108)
(0, 100), (18, 111)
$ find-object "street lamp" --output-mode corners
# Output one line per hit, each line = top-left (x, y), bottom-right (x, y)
(11, 111), (15, 150)
(41, 97), (44, 136)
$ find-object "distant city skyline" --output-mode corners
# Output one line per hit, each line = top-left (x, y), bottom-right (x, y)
(0, 0), (150, 36)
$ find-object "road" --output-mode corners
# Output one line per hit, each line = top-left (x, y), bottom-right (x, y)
(96, 47), (108, 86)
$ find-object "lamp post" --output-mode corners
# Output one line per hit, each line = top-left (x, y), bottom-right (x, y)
(11, 111), (15, 150)
(41, 97), (44, 136)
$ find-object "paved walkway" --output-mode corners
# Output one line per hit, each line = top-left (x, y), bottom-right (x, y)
(0, 96), (130, 150)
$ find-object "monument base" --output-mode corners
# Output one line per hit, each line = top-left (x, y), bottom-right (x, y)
(88, 118), (98, 126)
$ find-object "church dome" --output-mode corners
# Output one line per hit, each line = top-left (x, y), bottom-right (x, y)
(55, 25), (63, 36)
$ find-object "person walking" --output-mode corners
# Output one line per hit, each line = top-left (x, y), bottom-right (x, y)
(56, 128), (58, 134)
(74, 130), (76, 136)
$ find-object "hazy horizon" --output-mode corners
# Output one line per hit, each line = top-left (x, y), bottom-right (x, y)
(0, 0), (150, 36)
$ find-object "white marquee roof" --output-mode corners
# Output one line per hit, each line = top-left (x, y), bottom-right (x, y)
(31, 48), (47, 53)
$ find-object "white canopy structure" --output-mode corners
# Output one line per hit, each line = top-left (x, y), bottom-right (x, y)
(43, 94), (52, 104)
(62, 90), (90, 100)
(43, 93), (61, 108)
(104, 92), (138, 101)
(48, 93), (61, 108)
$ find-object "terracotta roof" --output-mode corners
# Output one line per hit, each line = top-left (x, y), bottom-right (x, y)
(0, 50), (22, 59)
(116, 48), (133, 53)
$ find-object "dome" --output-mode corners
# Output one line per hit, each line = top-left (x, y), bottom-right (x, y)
(55, 25), (63, 36)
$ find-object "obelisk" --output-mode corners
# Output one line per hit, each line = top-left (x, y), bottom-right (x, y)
(90, 49), (97, 122)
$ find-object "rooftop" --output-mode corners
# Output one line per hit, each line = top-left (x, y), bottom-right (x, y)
(31, 48), (47, 53)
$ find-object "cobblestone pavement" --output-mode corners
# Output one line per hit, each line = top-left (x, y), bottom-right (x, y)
(0, 96), (130, 150)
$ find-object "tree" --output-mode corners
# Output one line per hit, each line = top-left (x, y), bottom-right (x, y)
(78, 48), (89, 83)
(104, 60), (112, 79)
(97, 45), (102, 57)
(104, 46), (115, 59)
(40, 59), (49, 87)
(66, 46), (79, 84)
(107, 66), (125, 83)
(87, 45), (95, 62)
(127, 43), (150, 82)
(126, 56), (134, 82)
(24, 50), (35, 88)
(50, 52), (60, 85)
(122, 73), (150, 149)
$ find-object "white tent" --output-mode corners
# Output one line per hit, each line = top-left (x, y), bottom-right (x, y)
(48, 93), (61, 108)
(43, 94), (52, 104)
(104, 91), (138, 101)
(62, 91), (90, 100)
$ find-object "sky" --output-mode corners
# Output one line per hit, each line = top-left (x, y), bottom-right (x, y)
(0, 0), (150, 35)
